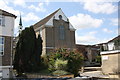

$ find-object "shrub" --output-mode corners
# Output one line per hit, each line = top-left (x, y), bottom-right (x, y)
(47, 48), (84, 76)
(65, 51), (84, 76)
(55, 59), (68, 70)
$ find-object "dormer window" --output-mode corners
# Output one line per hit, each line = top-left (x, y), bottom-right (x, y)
(59, 15), (62, 20)
(0, 16), (5, 26)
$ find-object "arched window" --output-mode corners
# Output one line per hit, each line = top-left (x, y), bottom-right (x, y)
(59, 26), (65, 40)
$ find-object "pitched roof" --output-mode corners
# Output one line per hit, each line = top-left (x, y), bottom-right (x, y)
(108, 35), (120, 43)
(0, 9), (17, 18)
(33, 8), (60, 29)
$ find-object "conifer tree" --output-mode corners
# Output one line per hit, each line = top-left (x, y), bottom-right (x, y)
(13, 26), (43, 73)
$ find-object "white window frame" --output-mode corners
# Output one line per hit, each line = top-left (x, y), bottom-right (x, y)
(0, 16), (5, 26)
(0, 37), (4, 56)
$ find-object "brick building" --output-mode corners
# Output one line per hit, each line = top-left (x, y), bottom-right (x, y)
(0, 9), (16, 78)
(33, 8), (76, 56)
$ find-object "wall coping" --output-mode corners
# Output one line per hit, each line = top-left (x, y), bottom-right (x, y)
(0, 66), (13, 69)
(100, 50), (120, 55)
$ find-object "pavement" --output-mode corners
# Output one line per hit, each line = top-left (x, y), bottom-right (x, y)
(81, 71), (109, 78)
(80, 67), (109, 79)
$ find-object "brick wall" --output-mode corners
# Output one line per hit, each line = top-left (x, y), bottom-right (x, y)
(2, 36), (12, 66)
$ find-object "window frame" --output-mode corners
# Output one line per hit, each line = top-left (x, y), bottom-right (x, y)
(0, 37), (4, 56)
(0, 16), (5, 27)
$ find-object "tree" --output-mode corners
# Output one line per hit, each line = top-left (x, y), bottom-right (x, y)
(13, 26), (43, 73)
(35, 34), (43, 64)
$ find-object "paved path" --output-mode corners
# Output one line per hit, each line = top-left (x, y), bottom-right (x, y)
(80, 67), (109, 79)
(81, 71), (109, 78)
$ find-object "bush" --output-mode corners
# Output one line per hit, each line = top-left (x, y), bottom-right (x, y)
(55, 59), (68, 70)
(47, 48), (84, 76)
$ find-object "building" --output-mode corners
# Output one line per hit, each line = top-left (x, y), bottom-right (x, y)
(0, 9), (16, 78)
(76, 44), (100, 66)
(100, 35), (120, 78)
(33, 8), (76, 56)
(100, 35), (120, 51)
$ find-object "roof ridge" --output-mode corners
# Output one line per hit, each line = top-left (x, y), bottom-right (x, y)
(33, 8), (61, 29)
(0, 9), (17, 18)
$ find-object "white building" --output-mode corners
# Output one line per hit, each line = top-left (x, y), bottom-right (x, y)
(0, 9), (16, 78)
(100, 35), (120, 79)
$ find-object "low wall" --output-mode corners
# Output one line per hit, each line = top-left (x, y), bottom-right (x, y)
(100, 50), (120, 75)
(26, 73), (74, 78)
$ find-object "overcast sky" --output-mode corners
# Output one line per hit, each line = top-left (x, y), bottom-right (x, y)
(0, 0), (119, 45)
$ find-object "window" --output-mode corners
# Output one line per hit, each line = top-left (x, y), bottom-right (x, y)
(59, 26), (65, 40)
(0, 16), (5, 26)
(59, 15), (62, 20)
(0, 37), (4, 56)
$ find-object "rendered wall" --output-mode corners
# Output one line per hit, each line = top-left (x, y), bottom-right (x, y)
(101, 51), (120, 74)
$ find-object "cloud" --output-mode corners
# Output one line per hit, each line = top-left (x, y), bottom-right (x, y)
(76, 31), (98, 44)
(72, 0), (119, 2)
(83, 2), (117, 14)
(110, 18), (118, 26)
(23, 12), (40, 22)
(45, 0), (50, 5)
(103, 28), (113, 33)
(13, 0), (26, 7)
(69, 13), (103, 29)
(28, 3), (46, 12)
(75, 31), (111, 45)
(0, 0), (21, 16)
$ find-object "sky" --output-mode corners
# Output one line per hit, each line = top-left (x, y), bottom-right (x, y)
(0, 0), (119, 45)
